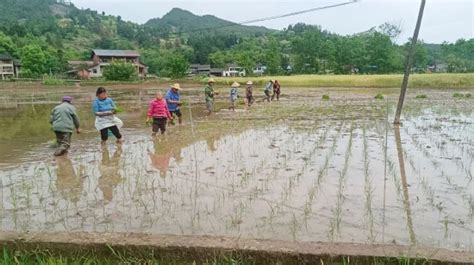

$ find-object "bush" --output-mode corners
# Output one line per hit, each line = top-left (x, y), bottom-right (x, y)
(103, 61), (137, 81)
(43, 75), (66, 86)
(415, 94), (427, 99)
(374, 93), (384, 100)
(322, 94), (330, 100)
(453, 92), (472, 98)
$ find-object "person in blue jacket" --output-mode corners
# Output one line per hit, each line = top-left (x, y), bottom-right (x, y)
(165, 83), (183, 125)
(92, 87), (123, 144)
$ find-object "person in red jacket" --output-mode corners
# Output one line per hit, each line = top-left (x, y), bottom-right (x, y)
(147, 92), (172, 136)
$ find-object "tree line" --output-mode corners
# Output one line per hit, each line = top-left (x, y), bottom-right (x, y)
(0, 0), (472, 78)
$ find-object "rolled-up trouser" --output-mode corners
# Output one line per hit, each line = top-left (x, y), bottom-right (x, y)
(206, 100), (214, 112)
(54, 131), (72, 155)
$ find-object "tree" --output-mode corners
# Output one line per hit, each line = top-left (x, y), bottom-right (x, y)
(265, 37), (282, 75)
(21, 44), (47, 76)
(156, 50), (189, 79)
(0, 31), (16, 55)
(405, 40), (428, 70)
(103, 61), (137, 81)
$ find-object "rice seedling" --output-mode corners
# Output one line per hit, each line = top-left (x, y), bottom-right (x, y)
(374, 93), (384, 100)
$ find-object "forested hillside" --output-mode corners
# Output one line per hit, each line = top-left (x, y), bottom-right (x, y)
(0, 0), (472, 78)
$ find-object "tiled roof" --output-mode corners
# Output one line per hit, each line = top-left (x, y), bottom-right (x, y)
(92, 49), (140, 57)
(0, 53), (14, 60)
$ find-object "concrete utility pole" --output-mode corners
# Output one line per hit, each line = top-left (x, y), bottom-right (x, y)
(394, 0), (426, 124)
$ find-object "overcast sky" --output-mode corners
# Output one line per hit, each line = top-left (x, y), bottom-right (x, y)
(71, 0), (473, 44)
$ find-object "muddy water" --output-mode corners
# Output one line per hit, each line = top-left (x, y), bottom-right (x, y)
(0, 87), (473, 252)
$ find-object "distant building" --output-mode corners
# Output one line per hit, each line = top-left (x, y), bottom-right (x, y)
(189, 64), (211, 76)
(210, 68), (224, 77)
(66, 60), (94, 79)
(428, 63), (448, 73)
(89, 49), (147, 78)
(0, 53), (20, 80)
(223, 63), (246, 77)
(252, 64), (267, 76)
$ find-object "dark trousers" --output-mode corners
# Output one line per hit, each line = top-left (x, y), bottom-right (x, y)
(264, 90), (271, 102)
(152, 117), (167, 134)
(54, 131), (72, 156)
(246, 95), (253, 105)
(100, 126), (122, 141)
(271, 89), (280, 100)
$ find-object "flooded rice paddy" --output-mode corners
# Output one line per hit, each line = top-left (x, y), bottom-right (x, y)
(0, 86), (473, 253)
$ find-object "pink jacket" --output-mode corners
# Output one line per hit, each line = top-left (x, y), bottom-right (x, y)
(147, 99), (171, 119)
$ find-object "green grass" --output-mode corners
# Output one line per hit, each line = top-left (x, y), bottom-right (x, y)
(0, 247), (250, 265)
(322, 94), (330, 100)
(43, 76), (67, 86)
(215, 73), (474, 88)
(0, 247), (436, 265)
(415, 94), (427, 99)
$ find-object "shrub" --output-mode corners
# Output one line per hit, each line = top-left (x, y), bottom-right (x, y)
(43, 75), (66, 86)
(103, 61), (137, 81)
(374, 93), (384, 100)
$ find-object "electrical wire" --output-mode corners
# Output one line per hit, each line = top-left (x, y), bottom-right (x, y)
(169, 0), (361, 35)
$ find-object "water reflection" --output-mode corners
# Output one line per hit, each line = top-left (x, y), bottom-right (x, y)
(394, 125), (417, 245)
(98, 145), (123, 202)
(56, 156), (83, 203)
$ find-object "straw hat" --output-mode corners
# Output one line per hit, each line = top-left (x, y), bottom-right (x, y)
(231, 81), (240, 88)
(246, 81), (253, 85)
(171, 83), (181, 90)
(207, 78), (216, 83)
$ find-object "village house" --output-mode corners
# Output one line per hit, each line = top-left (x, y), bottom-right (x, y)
(223, 63), (246, 77)
(0, 53), (21, 80)
(88, 49), (147, 78)
(65, 60), (94, 79)
(189, 64), (211, 76)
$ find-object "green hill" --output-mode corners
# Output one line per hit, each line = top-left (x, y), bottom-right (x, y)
(145, 8), (271, 36)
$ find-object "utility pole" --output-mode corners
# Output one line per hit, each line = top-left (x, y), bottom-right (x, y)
(394, 0), (426, 124)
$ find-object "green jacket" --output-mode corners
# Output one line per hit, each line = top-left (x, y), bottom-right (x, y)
(50, 102), (80, 133)
(204, 84), (214, 102)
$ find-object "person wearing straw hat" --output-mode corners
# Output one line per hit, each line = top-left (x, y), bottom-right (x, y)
(229, 81), (240, 111)
(165, 83), (183, 125)
(245, 81), (254, 106)
(204, 77), (218, 115)
(50, 96), (80, 156)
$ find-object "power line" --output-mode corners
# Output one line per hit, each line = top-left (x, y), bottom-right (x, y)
(241, 0), (360, 25)
(169, 0), (361, 35)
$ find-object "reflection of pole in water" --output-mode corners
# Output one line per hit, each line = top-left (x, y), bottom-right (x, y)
(187, 100), (200, 232)
(382, 102), (389, 243)
(394, 125), (417, 245)
(0, 178), (3, 230)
